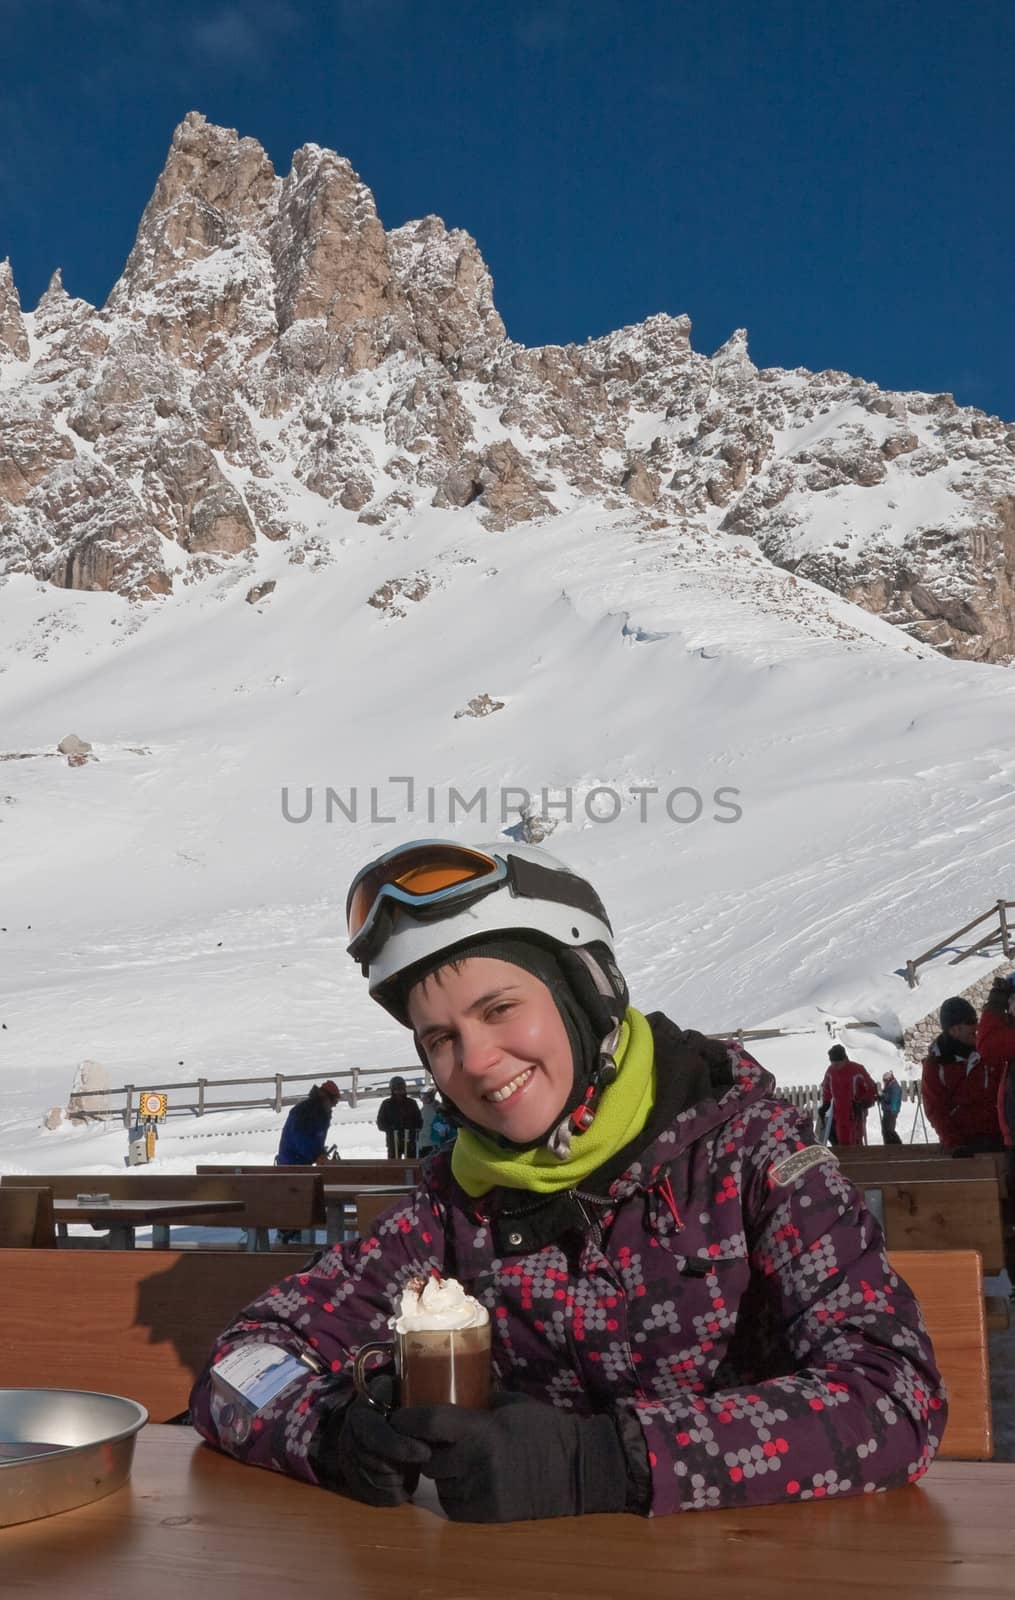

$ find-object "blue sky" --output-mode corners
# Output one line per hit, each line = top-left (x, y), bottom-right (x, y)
(3, 0), (1013, 418)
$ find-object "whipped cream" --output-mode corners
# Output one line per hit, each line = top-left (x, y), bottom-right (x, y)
(392, 1274), (490, 1334)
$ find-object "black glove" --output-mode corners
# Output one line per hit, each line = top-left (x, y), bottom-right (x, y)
(314, 1376), (431, 1507)
(390, 1391), (628, 1522)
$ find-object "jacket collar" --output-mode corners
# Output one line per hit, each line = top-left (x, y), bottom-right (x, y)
(433, 1014), (775, 1264)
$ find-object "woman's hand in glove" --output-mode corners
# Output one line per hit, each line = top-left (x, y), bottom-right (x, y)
(390, 1391), (627, 1522)
(315, 1376), (431, 1507)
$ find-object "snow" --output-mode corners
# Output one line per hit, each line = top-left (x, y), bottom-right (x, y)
(2, 410), (1014, 1439)
(1, 491), (1012, 1144)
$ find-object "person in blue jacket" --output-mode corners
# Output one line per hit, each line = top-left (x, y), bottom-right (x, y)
(879, 1071), (903, 1144)
(276, 1081), (341, 1166)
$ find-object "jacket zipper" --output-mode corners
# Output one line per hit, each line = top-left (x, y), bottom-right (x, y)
(571, 1188), (605, 1249)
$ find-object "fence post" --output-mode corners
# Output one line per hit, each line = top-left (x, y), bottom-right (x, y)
(350, 1068), (359, 1108)
(999, 899), (1011, 961)
(274, 1075), (283, 1113)
(197, 1078), (206, 1116)
(905, 959), (917, 989)
(123, 1085), (134, 1131)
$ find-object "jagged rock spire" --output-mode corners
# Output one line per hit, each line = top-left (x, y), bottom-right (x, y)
(0, 257), (30, 361)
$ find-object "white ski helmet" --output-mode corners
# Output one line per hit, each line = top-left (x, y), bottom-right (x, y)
(346, 838), (623, 1021)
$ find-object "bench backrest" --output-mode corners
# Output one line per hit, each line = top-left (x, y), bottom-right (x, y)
(840, 1155), (998, 1185)
(196, 1160), (419, 1184)
(0, 1248), (310, 1419)
(354, 1191), (412, 1236)
(0, 1172), (324, 1230)
(842, 1153), (1008, 1200)
(871, 1178), (1005, 1275)
(845, 1143), (945, 1159)
(0, 1186), (56, 1248)
(889, 1249), (991, 1459)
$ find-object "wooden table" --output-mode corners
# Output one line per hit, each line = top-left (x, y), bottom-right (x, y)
(323, 1183), (415, 1243)
(4, 1426), (1015, 1598)
(53, 1198), (245, 1250)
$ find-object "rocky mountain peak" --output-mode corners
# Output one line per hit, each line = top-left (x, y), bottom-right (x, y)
(0, 258), (29, 361)
(387, 215), (505, 368)
(269, 141), (402, 359)
(1, 113), (1013, 662)
(711, 328), (756, 379)
(108, 111), (279, 308)
(33, 269), (96, 340)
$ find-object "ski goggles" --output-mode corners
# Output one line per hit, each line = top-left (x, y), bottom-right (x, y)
(346, 842), (508, 963)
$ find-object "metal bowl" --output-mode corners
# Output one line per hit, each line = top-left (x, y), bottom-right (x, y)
(0, 1388), (148, 1527)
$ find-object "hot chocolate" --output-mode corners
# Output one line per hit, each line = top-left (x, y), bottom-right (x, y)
(353, 1274), (492, 1411)
(400, 1324), (491, 1409)
(393, 1275), (491, 1410)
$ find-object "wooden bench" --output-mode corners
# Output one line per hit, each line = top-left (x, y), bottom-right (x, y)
(847, 1143), (946, 1160)
(0, 1248), (309, 1419)
(354, 1191), (415, 1237)
(866, 1178), (1006, 1274)
(2, 1240), (988, 1460)
(196, 1164), (420, 1238)
(0, 1186), (56, 1248)
(0, 1173), (323, 1250)
(839, 1153), (1006, 1193)
(889, 1249), (991, 1459)
(197, 1160), (419, 1186)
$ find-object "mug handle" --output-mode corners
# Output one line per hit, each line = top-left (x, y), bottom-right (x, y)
(352, 1340), (395, 1411)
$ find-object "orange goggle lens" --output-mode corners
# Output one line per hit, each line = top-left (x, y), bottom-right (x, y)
(346, 845), (501, 944)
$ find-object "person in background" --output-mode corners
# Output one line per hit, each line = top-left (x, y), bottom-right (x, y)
(276, 1081), (341, 1166)
(922, 997), (1003, 1155)
(976, 975), (1015, 1149)
(419, 1085), (439, 1154)
(819, 1044), (878, 1146)
(419, 1087), (456, 1156)
(879, 1071), (903, 1144)
(376, 1075), (422, 1158)
(191, 839), (944, 1522)
(275, 1080), (341, 1244)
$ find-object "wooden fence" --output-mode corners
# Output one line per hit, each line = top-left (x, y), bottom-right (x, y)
(904, 898), (1014, 988)
(66, 1021), (887, 1132)
(69, 1066), (428, 1130)
(68, 1026), (820, 1129)
(777, 1077), (921, 1125)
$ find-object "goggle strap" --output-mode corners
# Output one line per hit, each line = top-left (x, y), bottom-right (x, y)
(507, 855), (613, 932)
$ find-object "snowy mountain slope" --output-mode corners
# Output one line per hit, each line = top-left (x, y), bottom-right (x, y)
(2, 484), (1014, 1174)
(2, 113), (1014, 1177)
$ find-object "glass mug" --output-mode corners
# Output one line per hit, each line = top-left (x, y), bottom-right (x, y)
(353, 1323), (491, 1412)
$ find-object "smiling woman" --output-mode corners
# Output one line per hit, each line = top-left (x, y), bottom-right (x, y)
(190, 838), (947, 1525)
(408, 957), (583, 1145)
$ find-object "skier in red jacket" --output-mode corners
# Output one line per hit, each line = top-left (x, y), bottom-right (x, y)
(819, 1044), (878, 1146)
(976, 975), (1015, 1145)
(923, 996), (1003, 1153)
(975, 974), (1015, 1284)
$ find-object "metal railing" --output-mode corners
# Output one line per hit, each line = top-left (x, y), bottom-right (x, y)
(904, 898), (1014, 988)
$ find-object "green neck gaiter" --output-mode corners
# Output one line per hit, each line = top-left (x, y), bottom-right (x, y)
(451, 1006), (655, 1198)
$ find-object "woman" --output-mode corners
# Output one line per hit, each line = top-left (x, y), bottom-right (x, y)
(191, 840), (945, 1520)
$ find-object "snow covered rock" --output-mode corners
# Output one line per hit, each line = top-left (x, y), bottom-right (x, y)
(0, 112), (1012, 660)
(0, 258), (29, 361)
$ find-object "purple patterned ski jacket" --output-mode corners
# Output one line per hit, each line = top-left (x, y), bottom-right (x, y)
(190, 1037), (945, 1515)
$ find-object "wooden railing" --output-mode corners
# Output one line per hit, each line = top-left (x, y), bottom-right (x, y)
(904, 898), (1014, 988)
(69, 1065), (426, 1130)
(64, 1023), (884, 1131)
(776, 1078), (921, 1124)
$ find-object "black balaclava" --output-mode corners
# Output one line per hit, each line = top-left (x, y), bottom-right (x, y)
(399, 935), (624, 1154)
